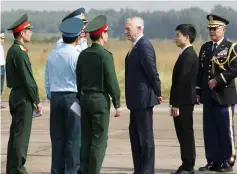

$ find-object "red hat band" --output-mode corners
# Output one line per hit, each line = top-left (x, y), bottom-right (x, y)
(89, 24), (108, 35)
(12, 21), (30, 33)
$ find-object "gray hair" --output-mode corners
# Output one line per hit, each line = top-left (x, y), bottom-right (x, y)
(126, 16), (144, 29)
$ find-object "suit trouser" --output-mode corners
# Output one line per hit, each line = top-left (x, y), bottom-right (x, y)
(50, 92), (81, 174)
(203, 99), (236, 166)
(173, 105), (196, 171)
(6, 97), (33, 174)
(129, 107), (155, 174)
(79, 92), (110, 174)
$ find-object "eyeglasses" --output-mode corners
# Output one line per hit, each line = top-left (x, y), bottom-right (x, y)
(207, 27), (218, 31)
(207, 25), (224, 31)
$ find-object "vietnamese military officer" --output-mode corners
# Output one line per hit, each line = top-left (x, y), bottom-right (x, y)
(76, 15), (121, 174)
(5, 14), (42, 174)
(196, 14), (237, 172)
(55, 7), (89, 53)
(45, 17), (84, 174)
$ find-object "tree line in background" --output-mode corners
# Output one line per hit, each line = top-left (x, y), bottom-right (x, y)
(2, 4), (237, 40)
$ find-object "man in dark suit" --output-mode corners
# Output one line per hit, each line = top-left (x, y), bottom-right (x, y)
(124, 16), (162, 174)
(169, 24), (199, 174)
(197, 14), (237, 173)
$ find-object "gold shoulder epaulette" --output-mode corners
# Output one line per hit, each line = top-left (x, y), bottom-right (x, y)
(19, 45), (27, 52)
(228, 43), (237, 65)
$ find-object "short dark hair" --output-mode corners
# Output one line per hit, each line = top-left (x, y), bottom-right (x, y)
(89, 34), (101, 42)
(13, 29), (29, 39)
(13, 32), (21, 39)
(62, 35), (78, 44)
(176, 24), (197, 43)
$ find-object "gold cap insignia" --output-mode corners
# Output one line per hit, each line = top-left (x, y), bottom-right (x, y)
(209, 15), (213, 22)
(208, 15), (226, 27)
(80, 13), (86, 20)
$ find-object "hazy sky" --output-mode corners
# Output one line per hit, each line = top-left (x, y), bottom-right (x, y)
(1, 1), (237, 12)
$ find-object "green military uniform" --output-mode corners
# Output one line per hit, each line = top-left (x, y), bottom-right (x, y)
(5, 14), (40, 174)
(76, 15), (120, 174)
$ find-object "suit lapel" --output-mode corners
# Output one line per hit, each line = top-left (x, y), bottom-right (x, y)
(125, 36), (144, 74)
(178, 46), (193, 59)
(205, 42), (213, 58)
(128, 36), (144, 56)
(126, 36), (145, 64)
(174, 46), (193, 73)
(134, 36), (144, 49)
(174, 47), (190, 72)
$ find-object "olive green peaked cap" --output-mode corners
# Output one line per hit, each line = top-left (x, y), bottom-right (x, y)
(7, 14), (33, 33)
(84, 15), (110, 35)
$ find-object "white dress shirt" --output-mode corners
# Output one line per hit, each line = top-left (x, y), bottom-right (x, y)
(0, 44), (5, 66)
(212, 37), (224, 50)
(179, 45), (192, 55)
(133, 34), (144, 47)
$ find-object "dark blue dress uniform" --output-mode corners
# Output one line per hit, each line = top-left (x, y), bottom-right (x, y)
(196, 14), (237, 172)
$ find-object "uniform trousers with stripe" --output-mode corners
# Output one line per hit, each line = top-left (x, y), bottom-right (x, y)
(203, 99), (236, 166)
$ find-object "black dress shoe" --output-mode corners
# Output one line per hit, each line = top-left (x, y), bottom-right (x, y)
(171, 169), (194, 174)
(198, 162), (220, 171)
(217, 162), (233, 172)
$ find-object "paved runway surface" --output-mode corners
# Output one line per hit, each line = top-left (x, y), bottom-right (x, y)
(1, 102), (237, 173)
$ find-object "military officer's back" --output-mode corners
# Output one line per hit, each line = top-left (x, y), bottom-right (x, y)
(5, 14), (42, 174)
(45, 17), (84, 174)
(76, 15), (121, 174)
(197, 14), (237, 172)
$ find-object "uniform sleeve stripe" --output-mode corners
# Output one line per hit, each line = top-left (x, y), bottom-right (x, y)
(228, 106), (236, 163)
(220, 73), (227, 83)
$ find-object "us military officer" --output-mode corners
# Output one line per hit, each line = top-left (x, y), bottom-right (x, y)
(5, 14), (42, 174)
(45, 17), (84, 174)
(76, 15), (121, 174)
(55, 7), (89, 52)
(196, 14), (237, 172)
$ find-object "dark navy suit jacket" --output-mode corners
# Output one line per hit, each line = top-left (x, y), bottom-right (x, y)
(125, 36), (161, 110)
